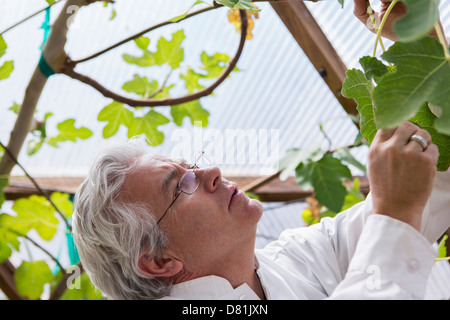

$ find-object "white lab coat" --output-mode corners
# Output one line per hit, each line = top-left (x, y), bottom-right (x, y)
(161, 170), (450, 300)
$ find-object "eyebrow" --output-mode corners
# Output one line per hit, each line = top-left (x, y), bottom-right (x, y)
(160, 159), (189, 195)
(161, 167), (179, 195)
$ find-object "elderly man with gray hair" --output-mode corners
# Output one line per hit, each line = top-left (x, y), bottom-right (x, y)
(72, 0), (450, 300)
(72, 120), (449, 300)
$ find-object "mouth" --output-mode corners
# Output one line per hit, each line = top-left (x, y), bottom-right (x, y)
(228, 184), (238, 209)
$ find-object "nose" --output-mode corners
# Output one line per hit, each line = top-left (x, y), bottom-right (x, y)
(199, 166), (222, 193)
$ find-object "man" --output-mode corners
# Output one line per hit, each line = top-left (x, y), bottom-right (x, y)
(72, 1), (450, 299)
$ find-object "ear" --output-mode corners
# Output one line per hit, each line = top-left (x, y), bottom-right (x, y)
(137, 251), (183, 278)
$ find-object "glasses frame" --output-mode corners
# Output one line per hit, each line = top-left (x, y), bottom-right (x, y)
(157, 152), (208, 225)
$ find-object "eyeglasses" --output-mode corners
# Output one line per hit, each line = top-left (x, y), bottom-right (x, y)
(157, 152), (209, 225)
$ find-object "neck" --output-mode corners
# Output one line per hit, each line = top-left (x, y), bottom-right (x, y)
(174, 254), (266, 300)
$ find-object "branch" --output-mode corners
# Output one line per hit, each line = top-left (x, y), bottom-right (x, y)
(0, 0), (91, 177)
(0, 0), (64, 36)
(148, 69), (172, 99)
(0, 141), (71, 231)
(61, 10), (248, 107)
(71, 4), (221, 65)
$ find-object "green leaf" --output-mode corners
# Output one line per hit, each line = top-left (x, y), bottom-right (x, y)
(0, 214), (21, 263)
(334, 147), (367, 175)
(123, 30), (186, 69)
(110, 8), (117, 20)
(9, 195), (59, 241)
(134, 36), (150, 51)
(171, 100), (209, 127)
(340, 178), (365, 212)
(154, 30), (185, 69)
(98, 101), (134, 138)
(14, 261), (54, 300)
(343, 56), (450, 171)
(169, 0), (209, 23)
(359, 55), (389, 83)
(122, 75), (158, 98)
(341, 69), (377, 143)
(45, 0), (56, 5)
(60, 272), (103, 300)
(27, 138), (44, 156)
(409, 104), (450, 171)
(215, 0), (260, 12)
(47, 119), (93, 147)
(394, 0), (440, 42)
(437, 235), (448, 259)
(296, 154), (352, 213)
(0, 60), (14, 80)
(373, 37), (450, 135)
(122, 50), (157, 67)
(127, 109), (170, 146)
(180, 68), (206, 93)
(278, 147), (323, 182)
(200, 51), (232, 79)
(0, 36), (14, 81)
(50, 192), (73, 218)
(0, 35), (7, 58)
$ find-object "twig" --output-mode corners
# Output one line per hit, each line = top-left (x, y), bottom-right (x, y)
(8, 229), (66, 276)
(0, 0), (64, 36)
(71, 4), (221, 65)
(61, 10), (248, 107)
(373, 0), (397, 57)
(434, 21), (450, 60)
(0, 140), (71, 231)
(148, 69), (173, 99)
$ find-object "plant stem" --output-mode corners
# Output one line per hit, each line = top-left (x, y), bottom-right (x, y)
(373, 0), (397, 58)
(0, 141), (71, 231)
(367, 2), (386, 54)
(434, 21), (450, 61)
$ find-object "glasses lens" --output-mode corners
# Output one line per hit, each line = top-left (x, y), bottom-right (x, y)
(179, 171), (199, 194)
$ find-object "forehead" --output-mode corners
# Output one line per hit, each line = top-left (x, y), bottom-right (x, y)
(119, 154), (186, 205)
(138, 153), (187, 167)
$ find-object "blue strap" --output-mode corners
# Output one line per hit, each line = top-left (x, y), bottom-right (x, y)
(40, 7), (51, 50)
(38, 54), (55, 78)
(38, 7), (55, 78)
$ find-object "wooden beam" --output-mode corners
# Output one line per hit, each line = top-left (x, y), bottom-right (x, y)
(5, 175), (369, 202)
(270, 0), (358, 117)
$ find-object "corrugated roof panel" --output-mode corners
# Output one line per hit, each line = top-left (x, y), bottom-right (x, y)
(1, 0), (449, 178)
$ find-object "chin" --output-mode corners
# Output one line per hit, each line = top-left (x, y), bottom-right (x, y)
(248, 198), (264, 221)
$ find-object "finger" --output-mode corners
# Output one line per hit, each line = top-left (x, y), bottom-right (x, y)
(372, 127), (397, 144)
(424, 143), (440, 167)
(391, 121), (421, 145)
(413, 128), (432, 145)
(353, 0), (370, 23)
(405, 128), (432, 152)
(406, 136), (428, 152)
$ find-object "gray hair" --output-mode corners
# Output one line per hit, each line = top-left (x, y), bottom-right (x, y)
(72, 140), (171, 299)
